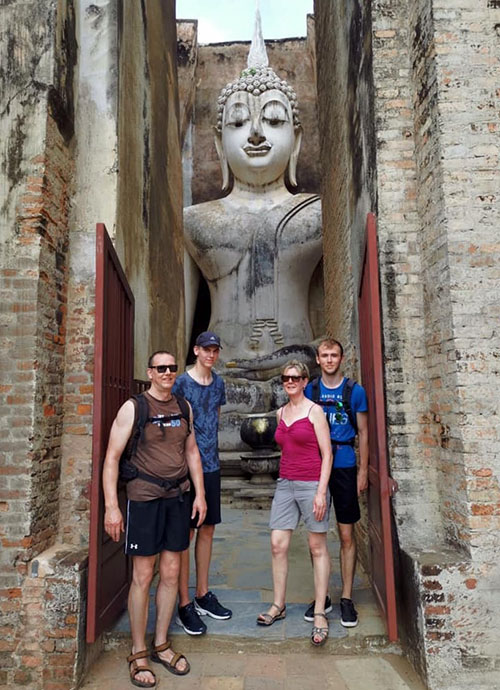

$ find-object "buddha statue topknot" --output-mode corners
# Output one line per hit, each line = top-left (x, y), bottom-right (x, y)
(184, 8), (322, 375)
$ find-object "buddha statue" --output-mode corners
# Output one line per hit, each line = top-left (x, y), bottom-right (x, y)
(184, 13), (322, 375)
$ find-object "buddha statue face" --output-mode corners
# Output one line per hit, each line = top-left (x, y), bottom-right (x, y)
(215, 89), (302, 190)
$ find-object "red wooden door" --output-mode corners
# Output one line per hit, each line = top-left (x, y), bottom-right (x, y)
(358, 212), (398, 641)
(87, 223), (134, 643)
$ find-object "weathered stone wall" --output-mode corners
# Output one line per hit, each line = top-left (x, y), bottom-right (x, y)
(0, 1), (183, 686)
(315, 1), (378, 362)
(115, 1), (184, 373)
(57, 0), (120, 553)
(369, 1), (445, 549)
(400, 0), (500, 685)
(0, 1), (78, 686)
(315, 0), (500, 687)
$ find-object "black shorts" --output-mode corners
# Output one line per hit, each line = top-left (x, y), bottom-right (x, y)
(329, 466), (360, 525)
(190, 469), (221, 528)
(125, 494), (191, 556)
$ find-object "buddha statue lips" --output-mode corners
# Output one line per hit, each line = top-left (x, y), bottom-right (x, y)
(183, 19), (322, 370)
(243, 143), (272, 156)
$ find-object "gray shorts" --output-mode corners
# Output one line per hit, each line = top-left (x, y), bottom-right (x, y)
(269, 479), (331, 533)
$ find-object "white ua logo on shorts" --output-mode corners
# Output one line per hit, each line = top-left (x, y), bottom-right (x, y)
(129, 543), (138, 549)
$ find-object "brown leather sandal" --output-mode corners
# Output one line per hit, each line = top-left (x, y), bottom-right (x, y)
(256, 603), (286, 626)
(311, 612), (329, 646)
(127, 650), (156, 688)
(150, 640), (190, 676)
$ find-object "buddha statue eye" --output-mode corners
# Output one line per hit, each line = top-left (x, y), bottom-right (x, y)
(262, 101), (289, 126)
(225, 103), (250, 127)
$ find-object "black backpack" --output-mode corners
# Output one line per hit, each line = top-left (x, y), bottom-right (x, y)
(310, 376), (358, 434)
(119, 393), (191, 491)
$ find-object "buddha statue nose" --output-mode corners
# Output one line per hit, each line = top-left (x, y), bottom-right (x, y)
(248, 123), (266, 146)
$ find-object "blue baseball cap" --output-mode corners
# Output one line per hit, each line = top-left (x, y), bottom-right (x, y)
(195, 331), (222, 348)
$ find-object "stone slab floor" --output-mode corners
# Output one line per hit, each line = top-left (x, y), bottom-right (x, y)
(82, 506), (426, 688)
(81, 647), (426, 689)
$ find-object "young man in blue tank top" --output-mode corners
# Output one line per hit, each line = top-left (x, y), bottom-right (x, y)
(304, 338), (369, 627)
(172, 332), (231, 636)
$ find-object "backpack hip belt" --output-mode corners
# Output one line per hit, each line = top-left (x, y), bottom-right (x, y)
(332, 439), (355, 448)
(135, 471), (189, 501)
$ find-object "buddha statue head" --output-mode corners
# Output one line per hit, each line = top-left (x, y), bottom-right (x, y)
(213, 11), (303, 191)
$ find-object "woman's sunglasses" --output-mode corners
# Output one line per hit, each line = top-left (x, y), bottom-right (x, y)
(281, 374), (305, 383)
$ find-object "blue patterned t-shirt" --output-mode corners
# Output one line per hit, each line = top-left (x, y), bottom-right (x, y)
(304, 377), (368, 468)
(173, 371), (226, 473)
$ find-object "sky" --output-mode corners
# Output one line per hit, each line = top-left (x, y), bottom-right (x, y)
(176, 0), (314, 44)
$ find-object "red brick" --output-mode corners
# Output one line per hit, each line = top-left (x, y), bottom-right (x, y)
(471, 504), (494, 515)
(423, 580), (443, 590)
(43, 404), (56, 417)
(21, 654), (43, 668)
(13, 670), (33, 684)
(64, 425), (87, 434)
(76, 404), (91, 415)
(425, 605), (451, 615)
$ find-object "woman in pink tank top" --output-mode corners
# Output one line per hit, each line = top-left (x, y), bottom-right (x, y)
(256, 360), (333, 646)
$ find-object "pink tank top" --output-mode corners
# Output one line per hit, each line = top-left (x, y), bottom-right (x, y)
(274, 406), (322, 481)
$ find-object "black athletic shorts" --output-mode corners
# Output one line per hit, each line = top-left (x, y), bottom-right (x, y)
(329, 466), (360, 525)
(190, 469), (221, 528)
(125, 494), (191, 556)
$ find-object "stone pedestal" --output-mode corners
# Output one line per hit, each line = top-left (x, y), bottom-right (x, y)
(240, 450), (280, 483)
(239, 412), (280, 483)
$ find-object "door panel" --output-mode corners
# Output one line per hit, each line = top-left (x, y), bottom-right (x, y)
(87, 223), (134, 643)
(358, 212), (398, 642)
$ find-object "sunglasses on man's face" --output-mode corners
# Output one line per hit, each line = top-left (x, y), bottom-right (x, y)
(150, 364), (178, 373)
(281, 374), (304, 383)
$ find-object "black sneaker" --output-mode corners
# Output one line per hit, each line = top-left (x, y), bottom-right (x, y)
(303, 595), (333, 622)
(194, 591), (232, 620)
(175, 601), (207, 635)
(340, 597), (358, 627)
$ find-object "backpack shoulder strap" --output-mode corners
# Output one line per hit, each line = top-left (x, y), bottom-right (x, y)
(342, 378), (358, 433)
(124, 393), (148, 460)
(135, 392), (149, 435)
(310, 376), (320, 402)
(174, 395), (192, 434)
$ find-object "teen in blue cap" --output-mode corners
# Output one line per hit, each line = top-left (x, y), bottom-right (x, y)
(172, 332), (231, 635)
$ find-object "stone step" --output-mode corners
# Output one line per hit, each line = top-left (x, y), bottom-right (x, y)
(220, 451), (245, 476)
(104, 626), (394, 655)
(221, 475), (276, 509)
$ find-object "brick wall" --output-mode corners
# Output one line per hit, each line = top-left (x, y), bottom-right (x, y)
(0, 97), (77, 690)
(2, 1), (184, 686)
(315, 0), (500, 686)
(0, 1), (78, 684)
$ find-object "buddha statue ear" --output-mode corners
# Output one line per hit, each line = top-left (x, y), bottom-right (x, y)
(288, 127), (302, 188)
(214, 127), (230, 191)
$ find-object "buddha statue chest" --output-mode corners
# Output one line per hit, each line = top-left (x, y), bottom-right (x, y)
(184, 193), (322, 360)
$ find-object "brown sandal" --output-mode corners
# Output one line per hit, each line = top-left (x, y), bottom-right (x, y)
(150, 640), (190, 676)
(256, 603), (286, 626)
(311, 612), (329, 646)
(127, 650), (156, 688)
